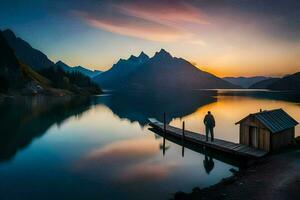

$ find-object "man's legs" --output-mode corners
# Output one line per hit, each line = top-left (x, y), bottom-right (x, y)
(210, 127), (214, 142)
(205, 126), (209, 141)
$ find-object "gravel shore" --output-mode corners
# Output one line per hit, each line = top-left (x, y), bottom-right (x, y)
(172, 147), (300, 200)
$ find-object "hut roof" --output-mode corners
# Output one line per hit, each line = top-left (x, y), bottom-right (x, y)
(236, 109), (298, 133)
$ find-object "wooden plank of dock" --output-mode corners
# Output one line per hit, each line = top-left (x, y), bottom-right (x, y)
(148, 118), (267, 158)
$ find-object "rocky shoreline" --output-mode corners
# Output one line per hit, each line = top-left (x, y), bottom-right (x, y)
(172, 145), (300, 200)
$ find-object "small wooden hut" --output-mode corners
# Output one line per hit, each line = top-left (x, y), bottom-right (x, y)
(236, 109), (298, 152)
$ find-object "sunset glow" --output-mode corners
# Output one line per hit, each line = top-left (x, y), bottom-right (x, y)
(0, 0), (299, 77)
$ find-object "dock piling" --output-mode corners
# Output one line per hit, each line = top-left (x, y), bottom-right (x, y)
(163, 136), (166, 156)
(182, 121), (185, 141)
(182, 121), (185, 157)
(163, 112), (166, 136)
(148, 118), (268, 158)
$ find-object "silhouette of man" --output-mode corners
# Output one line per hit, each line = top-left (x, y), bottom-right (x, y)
(203, 148), (214, 174)
(203, 111), (215, 142)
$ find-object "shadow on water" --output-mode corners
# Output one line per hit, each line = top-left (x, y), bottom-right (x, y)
(95, 90), (217, 126)
(0, 97), (94, 162)
(203, 148), (215, 174)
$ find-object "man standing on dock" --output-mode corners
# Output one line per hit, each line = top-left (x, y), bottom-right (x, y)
(204, 111), (215, 142)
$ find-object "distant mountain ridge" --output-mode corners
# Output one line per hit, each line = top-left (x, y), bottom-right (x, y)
(93, 49), (238, 90)
(55, 61), (102, 78)
(2, 29), (100, 78)
(0, 29), (101, 95)
(249, 78), (280, 89)
(268, 72), (300, 91)
(223, 76), (271, 88)
(249, 72), (300, 91)
(2, 29), (54, 70)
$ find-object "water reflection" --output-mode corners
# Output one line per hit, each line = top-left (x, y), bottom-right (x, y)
(160, 137), (171, 156)
(1, 90), (298, 164)
(171, 92), (300, 142)
(74, 136), (178, 185)
(203, 148), (215, 174)
(0, 90), (299, 200)
(82, 138), (159, 165)
(160, 133), (185, 158)
(0, 91), (215, 164)
(182, 141), (185, 158)
(152, 127), (245, 167)
(96, 90), (217, 126)
(0, 97), (94, 162)
(215, 89), (300, 103)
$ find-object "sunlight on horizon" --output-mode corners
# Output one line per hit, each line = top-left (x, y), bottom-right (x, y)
(1, 0), (299, 77)
(170, 96), (300, 142)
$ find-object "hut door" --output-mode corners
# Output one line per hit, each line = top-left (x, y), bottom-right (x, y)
(249, 126), (258, 148)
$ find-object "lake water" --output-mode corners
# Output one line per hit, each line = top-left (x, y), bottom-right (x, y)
(0, 90), (299, 200)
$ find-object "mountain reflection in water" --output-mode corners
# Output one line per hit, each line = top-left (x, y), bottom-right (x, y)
(0, 90), (217, 162)
(0, 97), (94, 162)
(95, 90), (217, 126)
(0, 90), (299, 200)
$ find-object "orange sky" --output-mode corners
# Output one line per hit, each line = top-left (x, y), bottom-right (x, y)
(2, 0), (299, 77)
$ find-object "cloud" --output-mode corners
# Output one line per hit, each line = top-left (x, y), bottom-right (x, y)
(116, 1), (209, 26)
(72, 0), (209, 42)
(83, 14), (188, 42)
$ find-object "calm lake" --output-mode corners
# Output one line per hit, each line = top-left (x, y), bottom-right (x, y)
(0, 90), (299, 200)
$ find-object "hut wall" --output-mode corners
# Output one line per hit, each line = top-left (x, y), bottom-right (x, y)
(239, 117), (271, 152)
(271, 127), (295, 151)
(240, 117), (270, 151)
(239, 124), (249, 145)
(258, 128), (270, 152)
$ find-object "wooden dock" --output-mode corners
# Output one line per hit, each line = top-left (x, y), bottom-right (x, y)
(148, 118), (268, 158)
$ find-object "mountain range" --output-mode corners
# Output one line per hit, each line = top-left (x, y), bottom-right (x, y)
(1, 29), (299, 94)
(268, 72), (300, 90)
(0, 29), (101, 96)
(2, 29), (54, 70)
(0, 29), (25, 91)
(223, 76), (272, 88)
(250, 73), (300, 91)
(55, 61), (102, 78)
(93, 49), (238, 90)
(249, 78), (281, 89)
(2, 29), (101, 78)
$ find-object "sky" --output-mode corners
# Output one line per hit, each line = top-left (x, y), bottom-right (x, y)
(0, 0), (300, 77)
